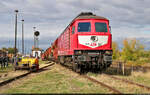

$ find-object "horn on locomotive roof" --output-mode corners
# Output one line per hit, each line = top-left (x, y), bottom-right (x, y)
(78, 12), (95, 16)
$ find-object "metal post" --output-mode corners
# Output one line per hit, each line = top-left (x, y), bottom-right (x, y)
(25, 47), (26, 55)
(14, 10), (19, 70)
(122, 62), (125, 75)
(37, 37), (39, 48)
(35, 36), (37, 48)
(14, 10), (18, 57)
(33, 27), (36, 49)
(21, 20), (24, 55)
(36, 36), (39, 48)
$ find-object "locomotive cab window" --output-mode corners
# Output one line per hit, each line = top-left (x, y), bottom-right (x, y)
(95, 22), (107, 32)
(72, 26), (75, 34)
(78, 22), (91, 32)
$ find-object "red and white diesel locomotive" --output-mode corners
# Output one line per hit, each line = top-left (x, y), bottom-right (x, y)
(43, 12), (112, 72)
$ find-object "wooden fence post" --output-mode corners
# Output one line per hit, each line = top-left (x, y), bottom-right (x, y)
(122, 62), (125, 75)
(131, 64), (133, 74)
(119, 61), (122, 75)
(117, 62), (119, 74)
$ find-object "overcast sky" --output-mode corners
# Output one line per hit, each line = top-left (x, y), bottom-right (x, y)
(0, 0), (150, 53)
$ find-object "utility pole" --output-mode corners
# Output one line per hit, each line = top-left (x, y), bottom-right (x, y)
(14, 10), (18, 57)
(21, 19), (24, 55)
(14, 10), (19, 70)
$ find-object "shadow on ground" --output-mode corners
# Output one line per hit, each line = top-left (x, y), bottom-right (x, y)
(102, 67), (132, 76)
(81, 67), (132, 76)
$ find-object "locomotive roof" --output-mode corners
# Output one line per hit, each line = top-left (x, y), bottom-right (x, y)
(65, 12), (108, 31)
(74, 12), (108, 21)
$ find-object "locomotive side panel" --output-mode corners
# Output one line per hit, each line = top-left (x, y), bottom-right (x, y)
(58, 28), (73, 56)
(52, 39), (58, 60)
(70, 22), (77, 55)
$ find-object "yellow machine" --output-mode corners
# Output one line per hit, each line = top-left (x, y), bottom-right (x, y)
(15, 56), (39, 71)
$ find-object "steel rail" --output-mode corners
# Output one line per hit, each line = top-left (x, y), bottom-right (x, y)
(104, 74), (150, 91)
(83, 75), (122, 94)
(0, 62), (55, 87)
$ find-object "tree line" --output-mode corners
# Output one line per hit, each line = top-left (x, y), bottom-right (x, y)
(112, 39), (150, 66)
(0, 47), (18, 54)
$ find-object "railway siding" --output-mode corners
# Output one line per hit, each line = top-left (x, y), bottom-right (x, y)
(112, 72), (150, 87)
(0, 61), (54, 87)
(87, 73), (150, 93)
(105, 74), (150, 91)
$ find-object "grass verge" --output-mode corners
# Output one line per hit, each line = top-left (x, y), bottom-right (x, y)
(2, 67), (109, 94)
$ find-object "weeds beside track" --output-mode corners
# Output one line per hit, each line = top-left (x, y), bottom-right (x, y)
(0, 62), (55, 87)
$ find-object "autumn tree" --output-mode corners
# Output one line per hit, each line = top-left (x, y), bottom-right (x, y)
(7, 47), (18, 54)
(1, 47), (8, 52)
(112, 41), (120, 60)
(121, 39), (145, 62)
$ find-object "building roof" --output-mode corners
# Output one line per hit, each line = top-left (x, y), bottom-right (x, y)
(32, 48), (43, 51)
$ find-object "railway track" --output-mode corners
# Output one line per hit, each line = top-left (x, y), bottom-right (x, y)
(0, 61), (55, 87)
(103, 74), (150, 91)
(83, 75), (122, 94)
(59, 63), (122, 94)
(60, 62), (150, 93)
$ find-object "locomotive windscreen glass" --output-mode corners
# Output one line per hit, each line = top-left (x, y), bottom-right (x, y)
(95, 22), (107, 32)
(78, 22), (91, 32)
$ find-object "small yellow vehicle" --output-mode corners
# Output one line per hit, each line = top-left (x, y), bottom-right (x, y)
(15, 56), (39, 71)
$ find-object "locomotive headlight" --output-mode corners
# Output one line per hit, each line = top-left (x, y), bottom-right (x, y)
(78, 56), (86, 61)
(78, 51), (82, 54)
(105, 51), (112, 55)
(75, 50), (82, 55)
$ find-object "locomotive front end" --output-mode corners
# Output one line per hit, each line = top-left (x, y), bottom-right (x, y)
(75, 34), (112, 62)
(72, 17), (112, 72)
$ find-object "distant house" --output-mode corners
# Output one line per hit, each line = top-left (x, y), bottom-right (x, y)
(32, 48), (43, 58)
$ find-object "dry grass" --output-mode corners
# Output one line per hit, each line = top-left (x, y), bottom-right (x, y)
(0, 60), (50, 82)
(2, 62), (149, 94)
(115, 71), (150, 87)
(87, 72), (150, 94)
(0, 64), (110, 94)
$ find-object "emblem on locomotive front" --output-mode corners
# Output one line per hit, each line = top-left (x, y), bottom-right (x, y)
(78, 35), (108, 48)
(91, 36), (98, 42)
